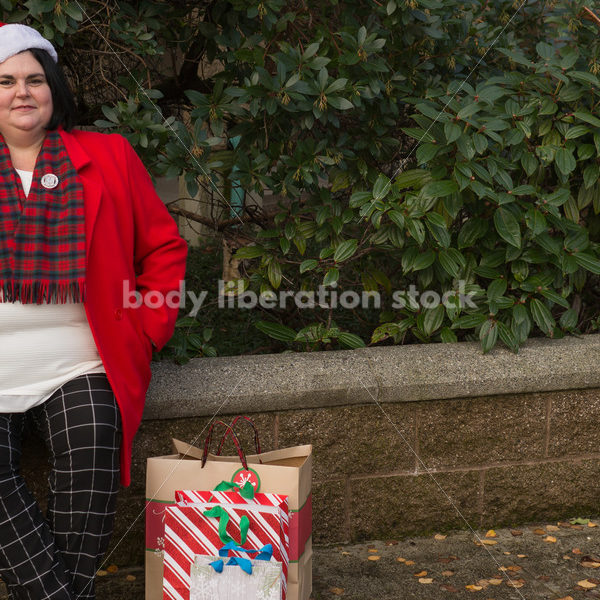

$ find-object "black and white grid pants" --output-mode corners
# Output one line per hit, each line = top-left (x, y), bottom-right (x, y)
(0, 373), (121, 600)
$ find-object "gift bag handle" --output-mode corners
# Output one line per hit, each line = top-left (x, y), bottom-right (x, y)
(202, 420), (249, 470)
(216, 416), (262, 462)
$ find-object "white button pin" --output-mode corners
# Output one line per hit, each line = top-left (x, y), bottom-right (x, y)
(41, 173), (59, 189)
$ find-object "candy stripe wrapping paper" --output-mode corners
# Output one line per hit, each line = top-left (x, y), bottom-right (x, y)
(190, 555), (282, 600)
(146, 441), (312, 600)
(163, 498), (289, 600)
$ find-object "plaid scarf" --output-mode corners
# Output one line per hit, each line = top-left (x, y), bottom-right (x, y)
(0, 130), (86, 304)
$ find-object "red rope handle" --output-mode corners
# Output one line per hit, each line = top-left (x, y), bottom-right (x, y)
(216, 416), (262, 463)
(201, 420), (248, 470)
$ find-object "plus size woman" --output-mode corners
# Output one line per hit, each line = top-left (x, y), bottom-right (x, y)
(0, 23), (187, 599)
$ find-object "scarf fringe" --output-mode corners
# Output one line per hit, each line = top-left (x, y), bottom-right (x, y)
(1, 280), (86, 304)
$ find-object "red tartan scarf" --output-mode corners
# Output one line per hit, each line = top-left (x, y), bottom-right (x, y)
(0, 130), (86, 303)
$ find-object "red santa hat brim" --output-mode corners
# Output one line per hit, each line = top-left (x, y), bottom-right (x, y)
(0, 23), (57, 64)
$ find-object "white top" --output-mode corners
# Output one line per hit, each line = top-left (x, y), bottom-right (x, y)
(0, 169), (104, 412)
(15, 168), (33, 195)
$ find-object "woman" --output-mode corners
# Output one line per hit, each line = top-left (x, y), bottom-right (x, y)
(0, 23), (187, 599)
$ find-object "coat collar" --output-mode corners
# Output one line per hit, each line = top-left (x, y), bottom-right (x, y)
(57, 127), (92, 170)
(57, 127), (101, 259)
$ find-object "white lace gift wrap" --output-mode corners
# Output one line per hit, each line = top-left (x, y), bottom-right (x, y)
(189, 555), (282, 600)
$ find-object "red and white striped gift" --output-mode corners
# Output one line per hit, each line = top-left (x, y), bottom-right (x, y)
(163, 492), (289, 600)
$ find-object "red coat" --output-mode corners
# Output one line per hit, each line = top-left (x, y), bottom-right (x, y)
(58, 128), (187, 486)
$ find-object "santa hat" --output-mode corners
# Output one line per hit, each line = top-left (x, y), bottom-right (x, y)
(0, 22), (57, 64)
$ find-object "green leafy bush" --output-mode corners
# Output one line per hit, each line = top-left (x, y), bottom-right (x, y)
(6, 0), (600, 355)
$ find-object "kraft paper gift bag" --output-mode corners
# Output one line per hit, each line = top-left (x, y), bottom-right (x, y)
(145, 418), (312, 600)
(162, 492), (289, 600)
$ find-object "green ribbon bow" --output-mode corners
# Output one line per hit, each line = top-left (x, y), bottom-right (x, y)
(213, 480), (255, 499)
(204, 506), (250, 546)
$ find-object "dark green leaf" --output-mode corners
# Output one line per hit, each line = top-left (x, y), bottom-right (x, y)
(373, 174), (391, 200)
(423, 305), (445, 336)
(299, 259), (318, 273)
(421, 180), (458, 199)
(494, 208), (521, 248)
(323, 268), (340, 286)
(573, 252), (600, 274)
(255, 321), (297, 342)
(334, 239), (358, 263)
(234, 245), (264, 259)
(337, 332), (366, 349)
(479, 319), (498, 353)
(487, 278), (507, 301)
(530, 298), (555, 335)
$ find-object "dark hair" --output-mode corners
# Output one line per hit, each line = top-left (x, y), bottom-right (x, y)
(27, 48), (77, 131)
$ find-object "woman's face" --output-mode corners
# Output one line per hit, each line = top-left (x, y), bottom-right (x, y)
(0, 51), (52, 141)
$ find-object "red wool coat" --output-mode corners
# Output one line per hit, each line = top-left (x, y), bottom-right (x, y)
(58, 128), (187, 486)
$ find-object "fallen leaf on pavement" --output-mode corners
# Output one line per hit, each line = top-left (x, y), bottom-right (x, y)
(482, 540), (498, 545)
(434, 533), (447, 540)
(414, 570), (427, 577)
(577, 579), (598, 589)
(517, 554), (527, 558)
(563, 555), (572, 560)
(441, 570), (455, 576)
(582, 560), (600, 569)
(405, 560), (415, 565)
(367, 548), (378, 553)
(367, 555), (380, 561)
(465, 585), (483, 591)
(97, 570), (107, 577)
(488, 578), (503, 585)
(589, 522), (598, 528)
(438, 555), (458, 563)
(510, 529), (523, 536)
(573, 548), (583, 555)
(341, 551), (350, 556)
(506, 578), (525, 588)
(557, 597), (574, 600)
(329, 587), (345, 596)
(396, 557), (406, 563)
(107, 565), (118, 573)
(507, 565), (522, 572)
(532, 528), (546, 535)
(418, 578), (433, 584)
(546, 524), (560, 532)
(441, 584), (459, 592)
(544, 536), (557, 543)
(503, 551), (511, 555)
(485, 529), (497, 538)
(126, 575), (136, 582)
(386, 540), (398, 545)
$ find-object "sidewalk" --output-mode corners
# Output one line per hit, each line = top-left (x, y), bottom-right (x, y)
(90, 516), (600, 600)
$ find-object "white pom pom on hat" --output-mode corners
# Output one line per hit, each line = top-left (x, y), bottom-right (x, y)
(0, 22), (57, 64)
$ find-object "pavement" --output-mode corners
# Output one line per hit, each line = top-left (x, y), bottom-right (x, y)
(3, 516), (600, 599)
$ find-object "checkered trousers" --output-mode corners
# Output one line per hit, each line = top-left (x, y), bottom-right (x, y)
(0, 374), (121, 600)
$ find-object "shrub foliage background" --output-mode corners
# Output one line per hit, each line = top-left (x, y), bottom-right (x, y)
(5, 0), (600, 355)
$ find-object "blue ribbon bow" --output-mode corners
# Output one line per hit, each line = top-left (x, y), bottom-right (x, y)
(209, 542), (274, 575)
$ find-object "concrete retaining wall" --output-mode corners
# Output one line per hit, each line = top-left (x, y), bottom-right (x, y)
(21, 335), (600, 568)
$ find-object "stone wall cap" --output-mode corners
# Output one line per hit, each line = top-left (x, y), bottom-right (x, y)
(144, 333), (600, 419)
